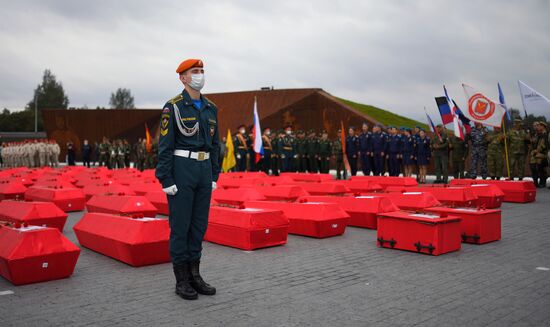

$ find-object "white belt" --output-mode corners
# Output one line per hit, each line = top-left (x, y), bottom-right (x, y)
(174, 149), (210, 161)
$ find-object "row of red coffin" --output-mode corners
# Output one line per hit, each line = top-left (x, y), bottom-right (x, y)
(1, 199), (501, 285)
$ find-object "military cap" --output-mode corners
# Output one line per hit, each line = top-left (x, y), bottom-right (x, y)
(539, 121), (548, 128)
(415, 125), (421, 129)
(436, 124), (443, 128)
(176, 59), (204, 74)
(237, 124), (246, 129)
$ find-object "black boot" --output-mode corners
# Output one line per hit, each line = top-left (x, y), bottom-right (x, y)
(189, 260), (216, 295)
(173, 263), (198, 300)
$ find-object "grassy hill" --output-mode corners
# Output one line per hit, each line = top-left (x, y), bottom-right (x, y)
(337, 97), (428, 131)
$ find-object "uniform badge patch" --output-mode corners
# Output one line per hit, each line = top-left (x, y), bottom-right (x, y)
(162, 107), (170, 113)
(161, 114), (170, 129)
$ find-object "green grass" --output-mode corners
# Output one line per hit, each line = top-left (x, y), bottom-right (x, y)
(337, 97), (428, 130)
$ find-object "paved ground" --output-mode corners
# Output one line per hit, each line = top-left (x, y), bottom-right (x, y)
(1, 187), (549, 327)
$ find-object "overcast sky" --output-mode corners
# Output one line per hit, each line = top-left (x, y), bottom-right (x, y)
(1, 0), (549, 121)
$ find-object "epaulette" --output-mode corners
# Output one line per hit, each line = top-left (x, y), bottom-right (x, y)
(205, 97), (217, 107)
(168, 94), (183, 105)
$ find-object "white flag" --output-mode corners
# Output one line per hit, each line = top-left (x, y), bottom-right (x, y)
(462, 83), (506, 127)
(518, 80), (550, 116)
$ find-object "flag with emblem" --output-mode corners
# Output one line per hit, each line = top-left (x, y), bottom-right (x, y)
(462, 83), (506, 127)
(222, 129), (236, 172)
(145, 123), (152, 153)
(252, 97), (264, 163)
(518, 80), (550, 117)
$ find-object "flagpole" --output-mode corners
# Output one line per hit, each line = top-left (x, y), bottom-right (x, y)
(501, 116), (511, 179)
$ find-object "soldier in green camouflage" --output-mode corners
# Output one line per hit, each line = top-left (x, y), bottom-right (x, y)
(295, 131), (307, 172)
(508, 119), (530, 180)
(98, 137), (110, 167)
(318, 130), (332, 174)
(486, 127), (506, 180)
(306, 130), (319, 173)
(332, 130), (346, 179)
(449, 135), (469, 179)
(431, 125), (449, 183)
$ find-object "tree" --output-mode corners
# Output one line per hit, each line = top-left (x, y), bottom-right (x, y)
(26, 69), (70, 131)
(109, 88), (135, 109)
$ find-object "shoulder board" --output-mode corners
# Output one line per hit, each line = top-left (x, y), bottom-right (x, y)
(204, 97), (217, 107)
(168, 94), (183, 105)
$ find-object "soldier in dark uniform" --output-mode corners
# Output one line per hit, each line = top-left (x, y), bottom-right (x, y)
(261, 127), (273, 175)
(281, 126), (295, 172)
(318, 130), (332, 174)
(371, 125), (387, 176)
(306, 130), (319, 173)
(333, 130), (345, 179)
(296, 130), (307, 172)
(416, 129), (431, 184)
(529, 122), (548, 188)
(401, 128), (416, 177)
(247, 125), (257, 172)
(468, 122), (489, 179)
(449, 135), (469, 179)
(432, 124), (449, 183)
(386, 126), (402, 176)
(99, 137), (109, 167)
(358, 122), (372, 176)
(234, 125), (249, 172)
(346, 127), (359, 176)
(271, 130), (282, 176)
(156, 58), (218, 300)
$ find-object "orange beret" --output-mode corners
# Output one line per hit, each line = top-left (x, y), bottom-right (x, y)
(176, 59), (204, 74)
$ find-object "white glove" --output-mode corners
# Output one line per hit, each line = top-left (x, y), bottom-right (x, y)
(212, 181), (217, 190)
(237, 154), (242, 159)
(162, 184), (178, 196)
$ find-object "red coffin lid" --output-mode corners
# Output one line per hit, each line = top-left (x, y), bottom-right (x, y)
(0, 200), (67, 220)
(424, 206), (501, 215)
(362, 192), (441, 209)
(378, 210), (461, 224)
(335, 180), (383, 193)
(209, 207), (289, 228)
(25, 186), (85, 201)
(244, 201), (349, 221)
(298, 195), (399, 213)
(468, 184), (505, 197)
(86, 195), (157, 214)
(279, 172), (334, 182)
(0, 181), (27, 194)
(0, 225), (79, 260)
(217, 178), (261, 189)
(298, 182), (349, 195)
(212, 188), (266, 205)
(83, 184), (136, 198)
(386, 186), (478, 203)
(252, 185), (309, 200)
(350, 176), (418, 188)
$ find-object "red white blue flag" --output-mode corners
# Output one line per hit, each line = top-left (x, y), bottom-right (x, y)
(252, 97), (264, 163)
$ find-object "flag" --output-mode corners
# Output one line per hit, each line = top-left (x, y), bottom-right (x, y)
(498, 83), (511, 125)
(340, 121), (351, 173)
(443, 86), (464, 139)
(462, 83), (507, 127)
(435, 96), (453, 125)
(518, 80), (550, 117)
(425, 111), (442, 142)
(452, 100), (471, 134)
(252, 97), (263, 163)
(222, 129), (236, 172)
(145, 123), (152, 153)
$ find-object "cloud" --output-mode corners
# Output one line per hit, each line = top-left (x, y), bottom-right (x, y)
(0, 0), (549, 121)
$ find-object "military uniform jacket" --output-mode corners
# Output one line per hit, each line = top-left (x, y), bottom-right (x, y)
(306, 137), (320, 158)
(358, 132), (372, 153)
(345, 136), (359, 156)
(431, 133), (448, 153)
(371, 132), (387, 154)
(156, 90), (220, 188)
(469, 127), (489, 148)
(387, 134), (403, 155)
(318, 139), (332, 157)
(450, 137), (468, 161)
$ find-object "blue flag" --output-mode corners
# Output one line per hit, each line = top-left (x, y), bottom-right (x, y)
(498, 82), (511, 126)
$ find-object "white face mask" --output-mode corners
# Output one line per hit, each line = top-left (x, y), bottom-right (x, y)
(239, 129), (246, 134)
(286, 130), (292, 135)
(266, 131), (271, 136)
(188, 73), (205, 91)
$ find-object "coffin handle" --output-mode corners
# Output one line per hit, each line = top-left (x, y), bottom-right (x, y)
(377, 237), (397, 248)
(414, 241), (435, 254)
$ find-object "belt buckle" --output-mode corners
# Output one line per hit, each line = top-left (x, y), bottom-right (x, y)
(197, 151), (206, 161)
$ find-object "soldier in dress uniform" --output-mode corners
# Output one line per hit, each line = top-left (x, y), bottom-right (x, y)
(386, 126), (402, 177)
(306, 130), (319, 173)
(271, 130), (282, 176)
(415, 129), (431, 184)
(332, 130), (346, 179)
(432, 124), (449, 183)
(449, 135), (469, 179)
(82, 140), (92, 168)
(358, 122), (372, 176)
(468, 122), (489, 179)
(123, 139), (131, 168)
(281, 126), (295, 172)
(371, 125), (387, 176)
(401, 128), (416, 178)
(508, 119), (530, 180)
(234, 125), (249, 172)
(261, 127), (273, 174)
(486, 127), (506, 180)
(318, 130), (332, 174)
(345, 127), (359, 176)
(136, 139), (146, 172)
(155, 58), (218, 300)
(247, 125), (257, 172)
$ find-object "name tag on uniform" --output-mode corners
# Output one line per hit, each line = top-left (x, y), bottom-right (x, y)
(181, 117), (197, 121)
(208, 118), (217, 125)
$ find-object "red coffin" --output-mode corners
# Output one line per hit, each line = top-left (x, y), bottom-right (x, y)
(350, 176), (418, 189)
(0, 201), (68, 232)
(245, 201), (349, 238)
(217, 178), (261, 189)
(377, 211), (462, 255)
(73, 213), (170, 267)
(212, 188), (266, 207)
(362, 192), (441, 210)
(127, 182), (162, 195)
(298, 182), (349, 195)
(335, 180), (383, 194)
(424, 206), (501, 244)
(298, 195), (399, 229)
(144, 191), (169, 216)
(24, 186), (86, 212)
(82, 183), (136, 201)
(252, 185), (309, 201)
(450, 179), (536, 203)
(0, 224), (80, 285)
(418, 184), (504, 209)
(386, 186), (478, 207)
(279, 172), (334, 183)
(86, 195), (158, 217)
(205, 207), (289, 250)
(0, 180), (27, 200)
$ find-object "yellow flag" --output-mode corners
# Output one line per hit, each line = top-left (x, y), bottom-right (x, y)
(222, 129), (236, 172)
